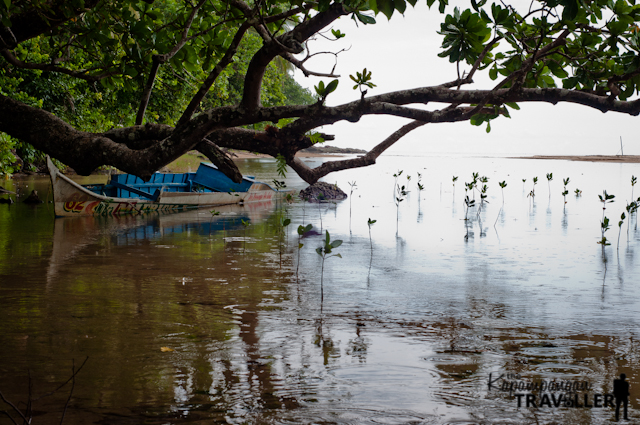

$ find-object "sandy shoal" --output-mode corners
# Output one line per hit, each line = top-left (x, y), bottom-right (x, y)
(516, 155), (640, 163)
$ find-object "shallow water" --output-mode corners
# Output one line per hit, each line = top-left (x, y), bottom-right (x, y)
(1, 154), (639, 424)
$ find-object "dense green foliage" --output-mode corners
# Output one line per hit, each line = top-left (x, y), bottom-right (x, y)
(1, 0), (640, 183)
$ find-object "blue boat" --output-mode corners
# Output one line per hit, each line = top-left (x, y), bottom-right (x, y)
(48, 157), (279, 217)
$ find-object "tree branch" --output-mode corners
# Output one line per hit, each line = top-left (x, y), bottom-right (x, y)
(288, 120), (427, 184)
(136, 0), (208, 125)
(0, 48), (118, 82)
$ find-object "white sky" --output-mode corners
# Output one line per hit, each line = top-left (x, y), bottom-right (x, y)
(292, 1), (640, 157)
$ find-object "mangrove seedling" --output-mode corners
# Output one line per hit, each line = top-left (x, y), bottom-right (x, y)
(546, 173), (553, 199)
(296, 223), (313, 280)
(499, 181), (507, 205)
(598, 216), (611, 247)
(278, 217), (291, 267)
(395, 183), (408, 233)
(367, 218), (376, 252)
(393, 170), (403, 200)
(626, 201), (638, 239)
(632, 175), (637, 201)
(562, 178), (570, 205)
(316, 231), (342, 301)
(575, 188), (582, 197)
(617, 212), (626, 251)
(348, 181), (357, 231)
(464, 195), (475, 221)
(529, 177), (538, 198)
(316, 191), (325, 232)
(209, 209), (221, 236)
(241, 219), (250, 253)
(597, 190), (615, 247)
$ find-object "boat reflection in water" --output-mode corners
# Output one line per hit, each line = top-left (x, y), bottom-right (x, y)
(46, 201), (277, 285)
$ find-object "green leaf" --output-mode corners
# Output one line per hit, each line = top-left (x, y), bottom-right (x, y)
(355, 12), (376, 25)
(378, 0), (395, 19)
(505, 102), (519, 110)
(325, 79), (339, 95)
(316, 247), (323, 256)
(2, 0), (10, 10)
(331, 240), (342, 248)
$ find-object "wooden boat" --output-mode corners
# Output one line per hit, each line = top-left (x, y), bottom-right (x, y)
(47, 156), (279, 217)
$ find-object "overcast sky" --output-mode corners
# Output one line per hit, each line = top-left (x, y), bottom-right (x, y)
(292, 1), (639, 157)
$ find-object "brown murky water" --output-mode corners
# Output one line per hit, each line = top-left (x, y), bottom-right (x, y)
(1, 156), (639, 424)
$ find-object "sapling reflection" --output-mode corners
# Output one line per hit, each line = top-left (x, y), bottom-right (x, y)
(316, 231), (342, 301)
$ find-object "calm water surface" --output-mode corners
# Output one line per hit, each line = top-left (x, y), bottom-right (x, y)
(1, 154), (640, 424)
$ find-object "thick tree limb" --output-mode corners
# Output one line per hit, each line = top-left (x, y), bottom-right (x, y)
(196, 139), (243, 183)
(241, 2), (348, 110)
(0, 0), (101, 49)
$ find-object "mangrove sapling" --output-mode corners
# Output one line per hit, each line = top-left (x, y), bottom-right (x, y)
(348, 181), (357, 232)
(529, 177), (538, 198)
(477, 184), (489, 217)
(626, 201), (638, 240)
(546, 173), (553, 200)
(522, 178), (526, 192)
(416, 173), (424, 216)
(209, 209), (220, 236)
(394, 183), (408, 234)
(296, 223), (313, 280)
(618, 212), (626, 251)
(367, 218), (376, 252)
(562, 178), (570, 206)
(241, 219), (250, 253)
(495, 181), (507, 227)
(597, 191), (615, 247)
(316, 192), (325, 232)
(278, 217), (291, 268)
(316, 231), (342, 302)
(393, 170), (403, 200)
(632, 175), (637, 201)
(464, 195), (475, 221)
(575, 188), (582, 197)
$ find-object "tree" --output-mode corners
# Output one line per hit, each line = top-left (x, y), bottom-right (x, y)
(1, 0), (640, 183)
